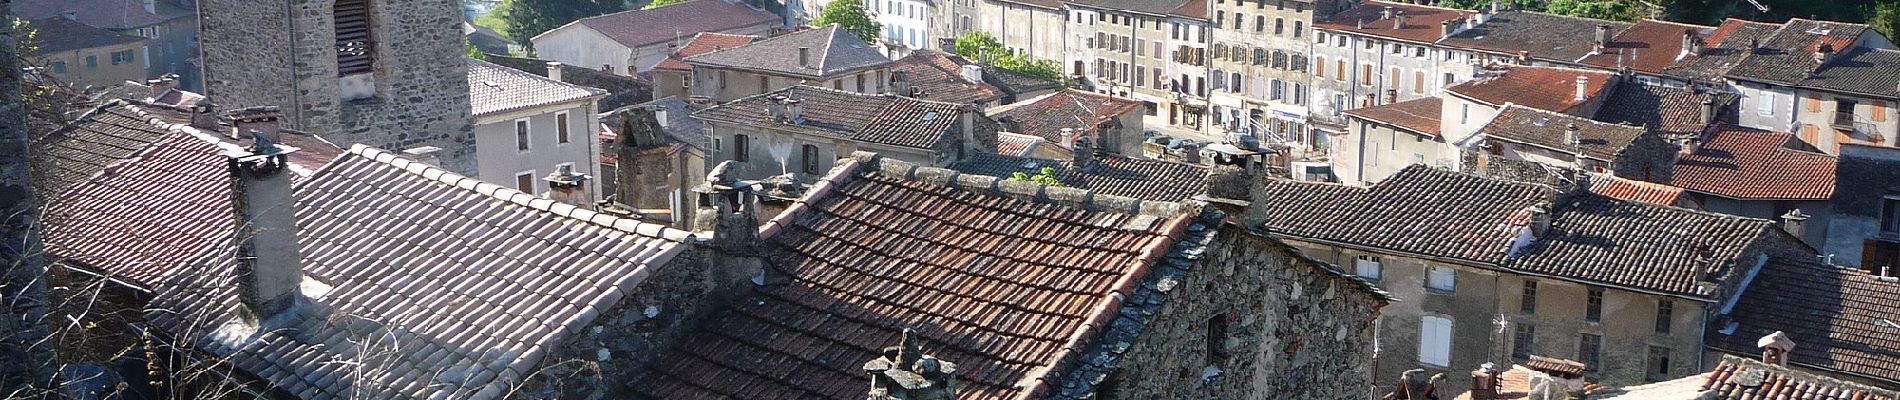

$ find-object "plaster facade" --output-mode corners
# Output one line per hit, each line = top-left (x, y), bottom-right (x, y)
(473, 99), (603, 203)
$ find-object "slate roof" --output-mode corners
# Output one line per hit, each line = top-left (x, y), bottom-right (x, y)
(557, 0), (778, 49)
(1699, 356), (1898, 400)
(630, 153), (1204, 399)
(1251, 166), (1771, 299)
(1441, 11), (1629, 63)
(1593, 83), (1736, 135)
(1662, 19), (1783, 81)
(1725, 19), (1873, 86)
(652, 32), (758, 71)
(32, 101), (182, 195)
(1672, 125), (1838, 200)
(1344, 96), (1443, 138)
(989, 89), (1142, 144)
(1477, 106), (1645, 161)
(1447, 65), (1614, 113)
(466, 58), (607, 116)
(1795, 46), (1900, 99)
(1587, 174), (1685, 206)
(27, 17), (145, 54)
(146, 145), (694, 400)
(950, 153), (1211, 202)
(1313, 1), (1474, 44)
(694, 85), (973, 150)
(685, 25), (892, 79)
(889, 50), (1007, 105)
(1708, 257), (1900, 387)
(642, 96), (709, 150)
(16, 0), (185, 29)
(1577, 19), (1715, 74)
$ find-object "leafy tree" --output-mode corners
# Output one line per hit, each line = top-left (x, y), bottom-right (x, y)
(474, 0), (513, 38)
(953, 31), (1068, 84)
(812, 0), (880, 43)
(1870, 0), (1900, 39)
(953, 30), (1007, 62)
(1545, 0), (1643, 21)
(1008, 167), (1064, 186)
(644, 0), (691, 9)
(503, 0), (627, 46)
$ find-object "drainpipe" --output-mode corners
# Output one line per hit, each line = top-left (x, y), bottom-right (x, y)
(284, 0), (302, 130)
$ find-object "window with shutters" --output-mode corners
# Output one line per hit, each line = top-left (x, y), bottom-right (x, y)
(1361, 64), (1373, 86)
(1293, 21), (1303, 37)
(1213, 43), (1227, 60)
(1426, 266), (1455, 293)
(1253, 48), (1266, 65)
(1873, 101), (1889, 122)
(1389, 67), (1401, 89)
(1414, 71), (1426, 94)
(335, 0), (375, 76)
(1290, 54), (1305, 72)
(1354, 255), (1381, 281)
(1419, 315), (1452, 367)
(1315, 56), (1327, 79)
(1336, 60), (1346, 82)
(1272, 51), (1286, 69)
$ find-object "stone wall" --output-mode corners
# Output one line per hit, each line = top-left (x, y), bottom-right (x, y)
(198, 0), (477, 175)
(1609, 132), (1678, 182)
(1090, 227), (1386, 399)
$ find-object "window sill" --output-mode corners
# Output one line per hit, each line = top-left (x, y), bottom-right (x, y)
(1424, 288), (1456, 296)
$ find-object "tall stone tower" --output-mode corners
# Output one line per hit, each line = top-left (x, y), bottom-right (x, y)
(196, 0), (476, 175)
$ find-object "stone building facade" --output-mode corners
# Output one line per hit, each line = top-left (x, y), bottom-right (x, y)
(1207, 0), (1340, 153)
(196, 0), (477, 175)
(1068, 0), (1212, 132)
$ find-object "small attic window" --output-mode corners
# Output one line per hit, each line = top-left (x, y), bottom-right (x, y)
(334, 0), (375, 76)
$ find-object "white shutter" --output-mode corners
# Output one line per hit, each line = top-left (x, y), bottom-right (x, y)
(1420, 316), (1452, 367)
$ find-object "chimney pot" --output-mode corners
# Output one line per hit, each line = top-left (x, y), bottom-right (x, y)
(1683, 29), (1703, 55)
(1780, 209), (1809, 239)
(1699, 96), (1716, 125)
(1814, 43), (1835, 65)
(546, 61), (564, 82)
(1595, 24), (1614, 52)
(1757, 331), (1795, 367)
(1395, 12), (1406, 29)
(1529, 203), (1552, 237)
(958, 64), (983, 84)
(1469, 363), (1501, 400)
(1442, 20), (1455, 38)
(223, 106), (286, 142)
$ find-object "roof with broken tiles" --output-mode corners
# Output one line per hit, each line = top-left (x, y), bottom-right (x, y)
(1445, 65), (1614, 114)
(32, 100), (186, 196)
(1706, 256), (1900, 388)
(693, 85), (978, 150)
(1249, 165), (1774, 299)
(888, 50), (1008, 106)
(630, 152), (1393, 399)
(1440, 10), (1629, 63)
(653, 32), (759, 71)
(145, 145), (695, 400)
(1475, 105), (1646, 161)
(1592, 83), (1736, 136)
(684, 25), (893, 79)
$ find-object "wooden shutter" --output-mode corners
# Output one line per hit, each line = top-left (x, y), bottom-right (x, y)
(335, 0), (374, 76)
(1874, 101), (1889, 122)
(1806, 95), (1823, 113)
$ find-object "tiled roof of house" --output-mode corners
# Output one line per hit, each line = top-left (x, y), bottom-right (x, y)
(466, 58), (607, 116)
(685, 25), (892, 79)
(1447, 65), (1615, 113)
(889, 50), (1007, 105)
(950, 153), (1210, 202)
(1663, 19), (1783, 81)
(1795, 46), (1900, 99)
(1477, 106), (1646, 161)
(631, 153), (1207, 399)
(1725, 19), (1872, 86)
(561, 0), (778, 49)
(1168, 0), (1208, 19)
(1672, 125), (1838, 200)
(1313, 1), (1474, 44)
(694, 85), (973, 149)
(1587, 174), (1685, 206)
(989, 89), (1142, 144)
(1707, 257), (1900, 387)
(16, 0), (184, 29)
(1594, 83), (1736, 135)
(1441, 11), (1629, 63)
(983, 66), (1063, 98)
(32, 101), (182, 195)
(41, 133), (229, 289)
(1577, 19), (1716, 74)
(27, 17), (145, 54)
(995, 131), (1048, 157)
(146, 145), (693, 400)
(1251, 166), (1770, 298)
(1700, 356), (1898, 400)
(642, 96), (709, 150)
(1344, 96), (1443, 138)
(652, 32), (758, 71)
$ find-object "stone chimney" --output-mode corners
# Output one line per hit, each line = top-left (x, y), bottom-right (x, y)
(798, 47), (811, 68)
(865, 328), (958, 400)
(1677, 134), (1702, 159)
(958, 64), (982, 84)
(227, 126), (305, 325)
(546, 61), (564, 82)
(1813, 43), (1836, 66)
(694, 161), (774, 283)
(1529, 203), (1552, 237)
(222, 106), (284, 142)
(1780, 209), (1809, 239)
(1594, 24), (1614, 52)
(189, 101), (218, 130)
(1699, 96), (1716, 125)
(1442, 20), (1456, 39)
(1381, 6), (1394, 19)
(147, 74), (180, 100)
(1683, 29), (1703, 56)
(1469, 363), (1500, 400)
(542, 164), (590, 206)
(892, 70), (913, 96)
(1394, 11), (1406, 29)
(1573, 76), (1590, 103)
(1757, 331), (1794, 367)
(784, 98), (804, 122)
(1517, 50), (1532, 65)
(1072, 134), (1098, 172)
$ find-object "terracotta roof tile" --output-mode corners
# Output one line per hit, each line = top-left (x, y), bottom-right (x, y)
(995, 131), (1047, 157)
(694, 85), (974, 150)
(1477, 106), (1645, 161)
(1441, 11), (1629, 62)
(40, 134), (229, 288)
(652, 32), (758, 71)
(685, 25), (892, 79)
(1707, 257), (1900, 387)
(146, 145), (692, 400)
(1447, 65), (1615, 113)
(1314, 1), (1474, 44)
(950, 153), (1210, 202)
(1344, 97), (1443, 138)
(564, 0), (778, 49)
(1578, 19), (1715, 74)
(889, 50), (1007, 105)
(1672, 126), (1837, 200)
(466, 58), (606, 116)
(1663, 19), (1782, 81)
(1699, 356), (1898, 399)
(631, 155), (1193, 399)
(32, 101), (178, 195)
(1587, 174), (1685, 206)
(1593, 84), (1737, 135)
(990, 89), (1142, 144)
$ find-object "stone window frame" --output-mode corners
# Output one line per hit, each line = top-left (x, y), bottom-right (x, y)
(1353, 255), (1382, 282)
(556, 112), (572, 145)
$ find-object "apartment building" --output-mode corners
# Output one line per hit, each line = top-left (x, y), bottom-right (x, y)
(1068, 0), (1212, 132)
(1208, 0), (1343, 153)
(1310, 1), (1476, 141)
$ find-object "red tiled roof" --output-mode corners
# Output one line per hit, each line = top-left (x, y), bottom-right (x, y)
(652, 32), (757, 71)
(1707, 257), (1900, 387)
(992, 89), (1142, 144)
(632, 155), (1194, 399)
(1671, 126), (1837, 200)
(1344, 97), (1443, 138)
(1699, 356), (1898, 400)
(889, 50), (1007, 105)
(1578, 19), (1715, 74)
(1314, 1), (1474, 44)
(1588, 174), (1685, 206)
(1447, 65), (1614, 113)
(41, 133), (229, 288)
(996, 131), (1045, 156)
(561, 0), (778, 48)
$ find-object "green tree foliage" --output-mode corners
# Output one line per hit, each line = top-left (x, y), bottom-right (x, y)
(1008, 167), (1064, 186)
(474, 0), (513, 38)
(644, 0), (691, 9)
(813, 0), (880, 43)
(1545, 0), (1644, 21)
(1869, 0), (1900, 38)
(952, 31), (1067, 83)
(502, 0), (627, 46)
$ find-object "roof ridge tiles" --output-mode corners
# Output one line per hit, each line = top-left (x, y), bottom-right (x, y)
(345, 144), (695, 242)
